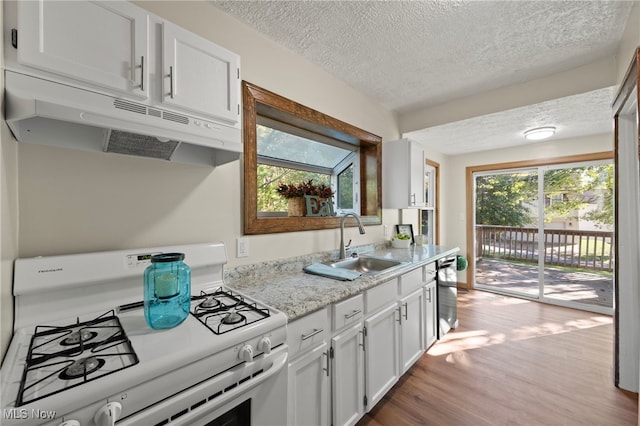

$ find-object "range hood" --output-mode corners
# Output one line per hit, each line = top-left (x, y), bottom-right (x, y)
(4, 71), (242, 166)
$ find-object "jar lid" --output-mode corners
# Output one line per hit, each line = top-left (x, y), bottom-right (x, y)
(150, 252), (185, 263)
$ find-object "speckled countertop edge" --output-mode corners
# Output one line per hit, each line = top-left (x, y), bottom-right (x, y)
(224, 243), (460, 321)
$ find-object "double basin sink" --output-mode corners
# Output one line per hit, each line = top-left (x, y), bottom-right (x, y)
(323, 255), (405, 275)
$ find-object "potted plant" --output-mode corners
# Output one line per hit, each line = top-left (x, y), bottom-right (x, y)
(277, 180), (335, 217)
(392, 233), (412, 248)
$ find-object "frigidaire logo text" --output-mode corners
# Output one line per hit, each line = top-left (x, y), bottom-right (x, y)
(37, 268), (63, 274)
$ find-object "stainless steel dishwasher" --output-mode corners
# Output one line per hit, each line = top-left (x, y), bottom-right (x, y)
(437, 255), (458, 338)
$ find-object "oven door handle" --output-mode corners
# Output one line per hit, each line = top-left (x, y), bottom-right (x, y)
(117, 349), (288, 426)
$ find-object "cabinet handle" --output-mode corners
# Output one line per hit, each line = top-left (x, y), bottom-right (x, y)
(426, 287), (431, 303)
(359, 330), (365, 349)
(301, 328), (323, 341)
(344, 309), (362, 320)
(323, 351), (330, 377)
(168, 66), (174, 99)
(139, 56), (144, 91)
(403, 302), (409, 320)
(396, 307), (402, 324)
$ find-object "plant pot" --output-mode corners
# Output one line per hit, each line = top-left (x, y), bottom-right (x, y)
(392, 239), (411, 248)
(287, 197), (305, 217)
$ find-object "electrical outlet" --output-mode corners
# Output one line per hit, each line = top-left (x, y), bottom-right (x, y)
(384, 225), (390, 238)
(237, 238), (249, 258)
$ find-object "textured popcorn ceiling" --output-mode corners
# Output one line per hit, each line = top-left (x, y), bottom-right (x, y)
(405, 86), (616, 154)
(211, 0), (633, 154)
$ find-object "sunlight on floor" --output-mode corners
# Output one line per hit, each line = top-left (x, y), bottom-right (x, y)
(429, 315), (612, 359)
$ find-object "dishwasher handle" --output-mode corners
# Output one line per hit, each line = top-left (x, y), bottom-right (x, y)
(437, 257), (456, 269)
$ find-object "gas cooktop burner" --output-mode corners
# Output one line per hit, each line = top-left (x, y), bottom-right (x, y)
(59, 356), (105, 380)
(191, 288), (271, 335)
(199, 296), (221, 309)
(60, 329), (98, 346)
(16, 310), (139, 406)
(221, 311), (245, 325)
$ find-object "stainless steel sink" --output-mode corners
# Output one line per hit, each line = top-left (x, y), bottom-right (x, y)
(324, 256), (404, 275)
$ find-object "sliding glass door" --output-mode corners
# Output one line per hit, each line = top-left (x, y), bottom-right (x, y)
(541, 164), (614, 310)
(474, 160), (613, 314)
(475, 168), (539, 299)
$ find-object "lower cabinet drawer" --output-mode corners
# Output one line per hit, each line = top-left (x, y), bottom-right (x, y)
(288, 307), (329, 359)
(398, 267), (423, 296)
(365, 279), (397, 314)
(333, 294), (364, 332)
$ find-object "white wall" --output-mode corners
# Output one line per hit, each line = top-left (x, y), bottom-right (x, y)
(0, 0), (19, 360)
(614, 0), (640, 395)
(616, 1), (639, 85)
(14, 1), (400, 261)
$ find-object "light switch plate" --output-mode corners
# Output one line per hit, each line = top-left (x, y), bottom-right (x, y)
(237, 237), (249, 258)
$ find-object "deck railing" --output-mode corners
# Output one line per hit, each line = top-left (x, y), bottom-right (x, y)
(475, 225), (613, 272)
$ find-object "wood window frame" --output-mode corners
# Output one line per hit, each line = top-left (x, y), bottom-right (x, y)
(242, 81), (382, 235)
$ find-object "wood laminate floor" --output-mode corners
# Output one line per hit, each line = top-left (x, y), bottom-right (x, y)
(357, 290), (638, 426)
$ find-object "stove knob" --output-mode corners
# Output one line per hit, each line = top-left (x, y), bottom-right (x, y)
(258, 336), (272, 354)
(58, 421), (80, 426)
(94, 401), (122, 426)
(239, 344), (254, 362)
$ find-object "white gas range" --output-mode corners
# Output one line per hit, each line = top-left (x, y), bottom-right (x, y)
(0, 243), (288, 426)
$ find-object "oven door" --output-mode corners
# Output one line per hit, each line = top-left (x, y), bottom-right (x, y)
(118, 346), (287, 426)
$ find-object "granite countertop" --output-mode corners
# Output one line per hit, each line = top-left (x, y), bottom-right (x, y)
(225, 244), (460, 321)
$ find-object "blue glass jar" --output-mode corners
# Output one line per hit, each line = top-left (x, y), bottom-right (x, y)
(144, 253), (191, 330)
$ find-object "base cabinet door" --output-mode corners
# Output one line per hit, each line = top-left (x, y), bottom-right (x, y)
(364, 303), (400, 411)
(331, 322), (365, 426)
(288, 342), (330, 426)
(424, 281), (438, 349)
(399, 288), (424, 373)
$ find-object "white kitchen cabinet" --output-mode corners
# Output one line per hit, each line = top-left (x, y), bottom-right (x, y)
(288, 342), (330, 426)
(382, 139), (426, 208)
(331, 322), (365, 426)
(15, 0), (149, 99)
(398, 288), (424, 374)
(424, 280), (438, 349)
(287, 308), (330, 426)
(363, 303), (400, 411)
(161, 21), (240, 123)
(11, 0), (240, 124)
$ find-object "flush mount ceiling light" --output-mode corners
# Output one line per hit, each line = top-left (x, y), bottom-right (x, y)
(524, 126), (556, 141)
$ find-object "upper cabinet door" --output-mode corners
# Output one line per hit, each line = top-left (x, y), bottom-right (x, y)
(17, 0), (148, 99)
(382, 139), (427, 208)
(162, 21), (240, 123)
(408, 141), (426, 206)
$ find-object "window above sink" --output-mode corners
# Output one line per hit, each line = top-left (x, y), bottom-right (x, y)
(242, 81), (383, 235)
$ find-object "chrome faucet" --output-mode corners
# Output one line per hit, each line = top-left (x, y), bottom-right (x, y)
(339, 213), (366, 259)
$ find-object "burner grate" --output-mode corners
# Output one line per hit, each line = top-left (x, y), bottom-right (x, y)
(16, 310), (139, 406)
(191, 288), (270, 335)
